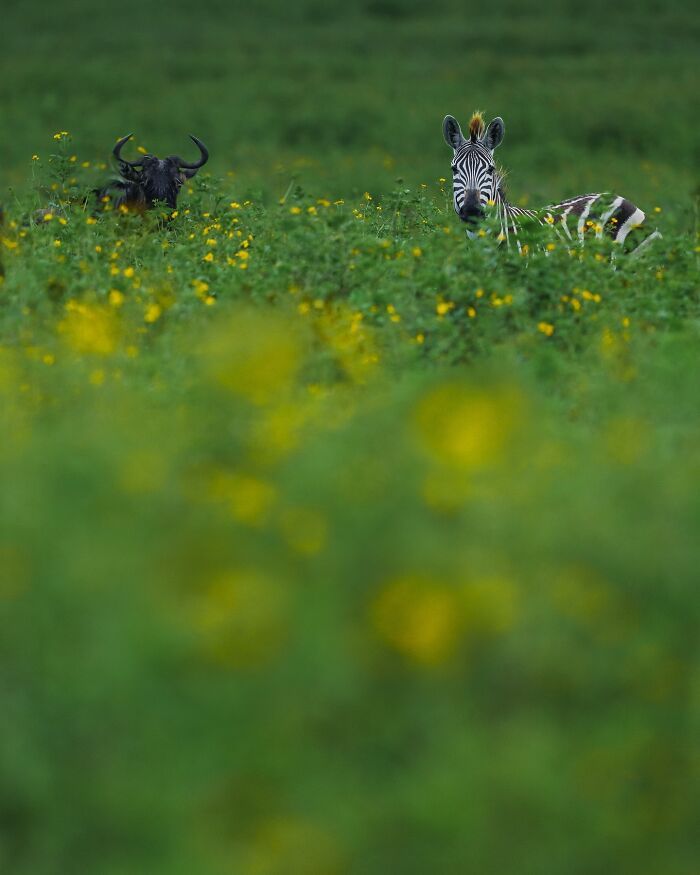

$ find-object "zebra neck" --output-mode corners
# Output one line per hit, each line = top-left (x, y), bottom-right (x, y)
(492, 188), (537, 245)
(494, 188), (537, 220)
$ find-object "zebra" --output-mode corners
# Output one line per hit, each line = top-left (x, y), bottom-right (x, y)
(443, 111), (661, 257)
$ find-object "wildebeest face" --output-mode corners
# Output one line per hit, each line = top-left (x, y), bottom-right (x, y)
(110, 134), (209, 210)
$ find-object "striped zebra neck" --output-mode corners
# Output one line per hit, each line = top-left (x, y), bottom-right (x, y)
(492, 187), (537, 245)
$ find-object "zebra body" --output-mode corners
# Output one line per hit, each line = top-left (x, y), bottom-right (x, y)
(443, 112), (660, 256)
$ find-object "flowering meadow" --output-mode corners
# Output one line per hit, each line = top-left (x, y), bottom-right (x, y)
(2, 1), (699, 872)
(0, 129), (698, 874)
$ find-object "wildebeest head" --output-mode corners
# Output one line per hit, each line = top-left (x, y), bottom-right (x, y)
(109, 134), (209, 210)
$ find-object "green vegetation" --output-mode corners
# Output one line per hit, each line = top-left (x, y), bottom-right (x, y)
(1, 2), (698, 873)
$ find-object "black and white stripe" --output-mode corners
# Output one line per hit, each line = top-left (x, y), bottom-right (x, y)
(443, 113), (661, 257)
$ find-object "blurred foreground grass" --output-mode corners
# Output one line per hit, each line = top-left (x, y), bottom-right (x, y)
(0, 135), (698, 872)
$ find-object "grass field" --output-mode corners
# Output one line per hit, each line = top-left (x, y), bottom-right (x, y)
(1, 2), (699, 873)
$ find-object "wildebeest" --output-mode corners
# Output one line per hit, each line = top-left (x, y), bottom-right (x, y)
(96, 134), (209, 211)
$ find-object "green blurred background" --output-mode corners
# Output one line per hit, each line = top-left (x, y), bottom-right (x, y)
(2, 0), (698, 202)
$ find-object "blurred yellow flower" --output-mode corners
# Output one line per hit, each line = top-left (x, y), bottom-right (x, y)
(144, 303), (162, 323)
(280, 506), (327, 555)
(371, 575), (462, 665)
(414, 381), (523, 469)
(58, 301), (120, 356)
(200, 308), (301, 404)
(207, 469), (276, 526)
(192, 569), (288, 667)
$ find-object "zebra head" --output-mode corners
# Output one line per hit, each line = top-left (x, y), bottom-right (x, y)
(443, 112), (504, 225)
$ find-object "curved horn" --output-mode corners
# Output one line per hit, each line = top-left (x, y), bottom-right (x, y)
(113, 133), (142, 167)
(177, 135), (209, 170)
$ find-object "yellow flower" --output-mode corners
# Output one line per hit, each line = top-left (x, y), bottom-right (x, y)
(109, 289), (125, 307)
(43, 213), (54, 222)
(144, 303), (162, 323)
(371, 575), (462, 665)
(538, 321), (555, 337)
(123, 266), (135, 278)
(414, 381), (523, 469)
(436, 300), (454, 316)
(412, 246), (422, 258)
(201, 308), (301, 404)
(289, 206), (302, 215)
(280, 507), (327, 555)
(59, 302), (120, 355)
(207, 470), (276, 526)
(190, 569), (288, 667)
(203, 252), (214, 263)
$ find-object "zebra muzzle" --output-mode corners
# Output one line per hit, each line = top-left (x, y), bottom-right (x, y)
(458, 191), (485, 224)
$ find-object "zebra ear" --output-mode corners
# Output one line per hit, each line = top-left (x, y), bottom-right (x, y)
(443, 115), (466, 150)
(483, 117), (505, 150)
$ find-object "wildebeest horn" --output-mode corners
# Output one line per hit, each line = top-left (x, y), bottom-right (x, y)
(113, 134), (142, 167)
(177, 135), (209, 169)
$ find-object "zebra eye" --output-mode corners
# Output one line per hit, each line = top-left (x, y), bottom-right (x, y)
(488, 165), (495, 174)
(451, 165), (458, 173)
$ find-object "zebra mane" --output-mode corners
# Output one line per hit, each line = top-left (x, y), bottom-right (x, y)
(494, 165), (509, 200)
(469, 110), (485, 142)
